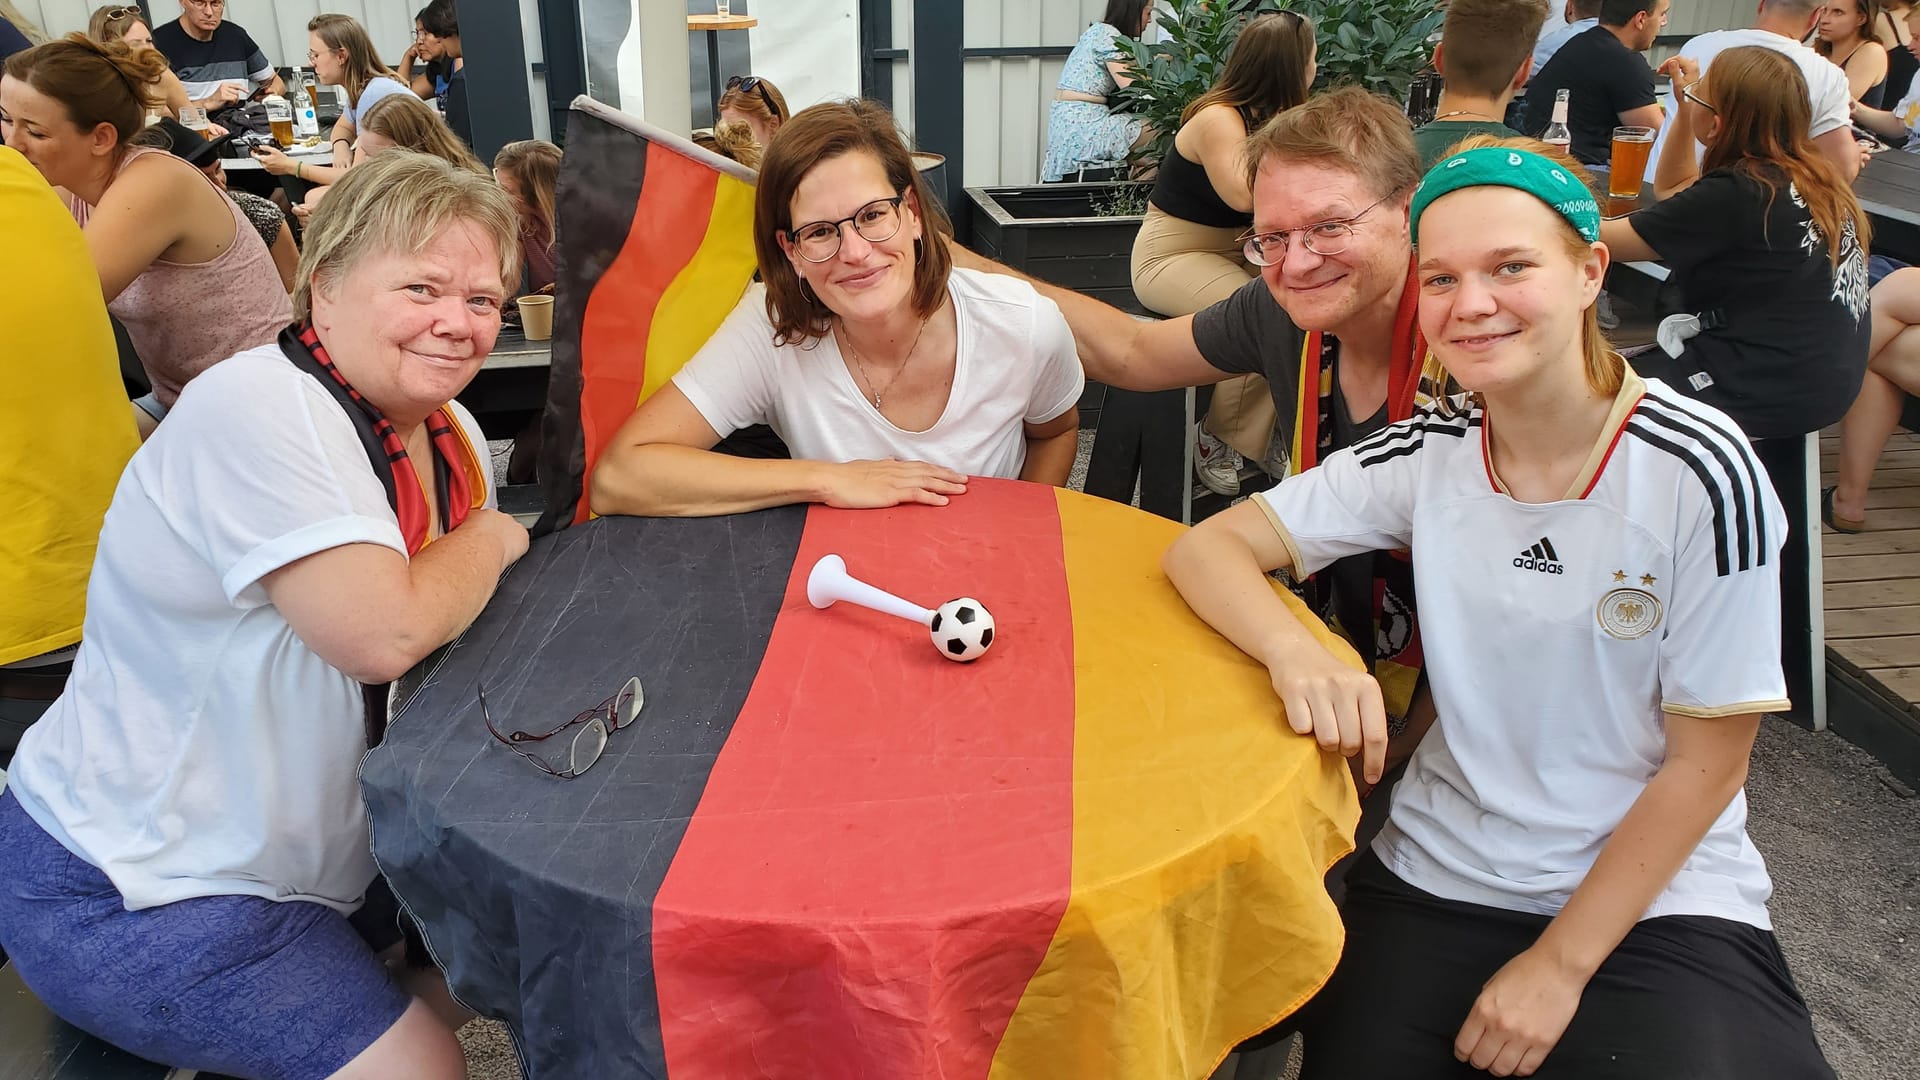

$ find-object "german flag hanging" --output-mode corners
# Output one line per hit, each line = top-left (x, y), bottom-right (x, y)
(535, 97), (760, 534)
(364, 480), (1362, 1079)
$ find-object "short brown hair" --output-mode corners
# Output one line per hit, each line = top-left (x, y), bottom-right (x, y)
(753, 99), (952, 347)
(1439, 0), (1550, 97)
(296, 150), (520, 321)
(1242, 85), (1422, 201)
(3, 34), (166, 151)
(691, 120), (763, 169)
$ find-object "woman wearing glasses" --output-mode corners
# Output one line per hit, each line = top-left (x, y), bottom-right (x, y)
(1167, 135), (1833, 1078)
(591, 100), (1084, 516)
(0, 153), (528, 1080)
(1607, 47), (1870, 566)
(252, 14), (409, 186)
(87, 5), (190, 119)
(399, 0), (461, 114)
(716, 72), (788, 146)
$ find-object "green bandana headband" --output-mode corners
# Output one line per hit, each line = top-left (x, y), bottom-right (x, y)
(1409, 146), (1601, 245)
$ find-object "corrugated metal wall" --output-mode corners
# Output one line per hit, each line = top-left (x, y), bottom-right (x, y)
(958, 0), (1106, 187)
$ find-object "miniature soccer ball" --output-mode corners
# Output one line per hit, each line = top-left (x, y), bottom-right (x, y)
(929, 597), (995, 662)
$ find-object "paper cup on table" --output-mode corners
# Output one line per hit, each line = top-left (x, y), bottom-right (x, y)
(518, 295), (555, 340)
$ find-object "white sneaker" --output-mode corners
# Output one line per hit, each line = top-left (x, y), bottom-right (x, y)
(1194, 424), (1243, 497)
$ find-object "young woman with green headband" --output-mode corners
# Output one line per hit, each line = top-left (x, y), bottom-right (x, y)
(1164, 137), (1833, 1078)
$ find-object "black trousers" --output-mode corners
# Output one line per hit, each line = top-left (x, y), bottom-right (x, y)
(1752, 434), (1819, 727)
(1294, 854), (1835, 1080)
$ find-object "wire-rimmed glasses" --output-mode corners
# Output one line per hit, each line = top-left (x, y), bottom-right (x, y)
(784, 195), (907, 263)
(1238, 194), (1391, 266)
(480, 676), (642, 779)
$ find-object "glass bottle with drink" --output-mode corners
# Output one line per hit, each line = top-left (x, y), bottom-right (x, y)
(264, 93), (294, 147)
(1542, 89), (1572, 152)
(292, 69), (319, 141)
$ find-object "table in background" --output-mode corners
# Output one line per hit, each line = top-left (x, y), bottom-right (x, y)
(221, 145), (332, 204)
(686, 14), (758, 121)
(363, 480), (1360, 1080)
(458, 327), (551, 438)
(1857, 150), (1920, 264)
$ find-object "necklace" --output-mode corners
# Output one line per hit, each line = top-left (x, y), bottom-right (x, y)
(1432, 109), (1500, 122)
(839, 314), (931, 410)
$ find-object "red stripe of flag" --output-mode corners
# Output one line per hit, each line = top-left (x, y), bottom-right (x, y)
(651, 480), (1076, 1077)
(576, 143), (719, 495)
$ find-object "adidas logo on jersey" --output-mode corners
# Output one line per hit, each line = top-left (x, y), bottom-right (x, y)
(1513, 537), (1565, 574)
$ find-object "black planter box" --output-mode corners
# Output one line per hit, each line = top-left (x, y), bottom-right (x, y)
(966, 183), (1150, 431)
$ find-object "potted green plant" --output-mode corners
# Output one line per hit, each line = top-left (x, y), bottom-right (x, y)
(1111, 0), (1443, 173)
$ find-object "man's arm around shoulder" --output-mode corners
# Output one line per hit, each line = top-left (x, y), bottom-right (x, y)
(951, 243), (1229, 391)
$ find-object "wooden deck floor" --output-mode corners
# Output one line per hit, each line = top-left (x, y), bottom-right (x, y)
(1821, 429), (1920, 713)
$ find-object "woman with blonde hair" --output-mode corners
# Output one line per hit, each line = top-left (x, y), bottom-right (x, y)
(253, 13), (409, 187)
(715, 73), (787, 146)
(1, 35), (290, 433)
(1132, 10), (1317, 496)
(1168, 134), (1833, 1079)
(0, 150), (527, 1079)
(494, 138), (562, 293)
(592, 99), (1084, 517)
(295, 92), (481, 223)
(86, 5), (190, 119)
(692, 118), (763, 169)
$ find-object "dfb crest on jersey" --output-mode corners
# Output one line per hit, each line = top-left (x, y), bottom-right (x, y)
(1597, 587), (1662, 640)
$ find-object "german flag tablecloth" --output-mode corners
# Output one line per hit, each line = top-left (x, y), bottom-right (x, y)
(364, 480), (1360, 1078)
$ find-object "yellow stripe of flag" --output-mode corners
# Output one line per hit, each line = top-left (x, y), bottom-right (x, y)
(988, 490), (1361, 1079)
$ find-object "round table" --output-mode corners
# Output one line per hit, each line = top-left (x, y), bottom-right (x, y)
(363, 479), (1361, 1079)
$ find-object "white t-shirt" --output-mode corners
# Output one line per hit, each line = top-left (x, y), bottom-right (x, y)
(1644, 29), (1853, 183)
(1887, 81), (1920, 148)
(349, 76), (413, 128)
(673, 268), (1085, 479)
(1253, 373), (1788, 929)
(6, 345), (494, 915)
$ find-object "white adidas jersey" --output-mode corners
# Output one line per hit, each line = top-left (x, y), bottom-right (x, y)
(1254, 373), (1787, 928)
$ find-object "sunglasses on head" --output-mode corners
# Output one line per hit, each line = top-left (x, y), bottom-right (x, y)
(103, 6), (142, 21)
(724, 74), (778, 118)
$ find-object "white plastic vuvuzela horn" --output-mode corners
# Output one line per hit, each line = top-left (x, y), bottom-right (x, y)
(806, 554), (934, 626)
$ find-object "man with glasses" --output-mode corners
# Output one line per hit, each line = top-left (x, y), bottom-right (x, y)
(152, 0), (284, 117)
(958, 86), (1439, 784)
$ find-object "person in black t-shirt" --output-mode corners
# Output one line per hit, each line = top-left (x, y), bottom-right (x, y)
(1603, 47), (1870, 438)
(1523, 0), (1669, 164)
(1605, 45), (1870, 729)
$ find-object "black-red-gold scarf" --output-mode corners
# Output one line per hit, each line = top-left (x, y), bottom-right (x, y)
(280, 322), (488, 748)
(280, 323), (483, 554)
